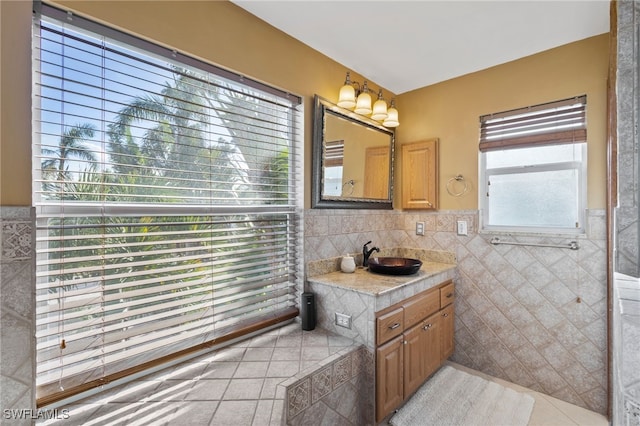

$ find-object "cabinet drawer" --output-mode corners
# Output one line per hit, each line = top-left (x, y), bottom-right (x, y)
(403, 290), (439, 328)
(440, 281), (455, 307)
(377, 308), (404, 344)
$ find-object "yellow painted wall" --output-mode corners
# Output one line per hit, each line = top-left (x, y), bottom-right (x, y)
(1, 1), (609, 211)
(0, 0), (34, 206)
(395, 34), (609, 210)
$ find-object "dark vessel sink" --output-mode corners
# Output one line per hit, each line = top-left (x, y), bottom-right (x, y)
(368, 257), (422, 276)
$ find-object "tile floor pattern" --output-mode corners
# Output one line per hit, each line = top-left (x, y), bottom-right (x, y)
(39, 323), (609, 426)
(38, 322), (356, 426)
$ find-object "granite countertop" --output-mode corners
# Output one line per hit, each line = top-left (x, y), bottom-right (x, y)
(306, 261), (456, 296)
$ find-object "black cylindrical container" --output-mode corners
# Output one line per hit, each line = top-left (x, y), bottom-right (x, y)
(301, 292), (316, 331)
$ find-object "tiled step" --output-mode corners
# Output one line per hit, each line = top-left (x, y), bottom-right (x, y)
(279, 343), (371, 425)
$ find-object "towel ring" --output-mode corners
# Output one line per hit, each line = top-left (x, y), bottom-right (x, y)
(342, 179), (355, 196)
(446, 174), (468, 197)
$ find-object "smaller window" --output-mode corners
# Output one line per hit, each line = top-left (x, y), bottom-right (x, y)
(479, 96), (587, 234)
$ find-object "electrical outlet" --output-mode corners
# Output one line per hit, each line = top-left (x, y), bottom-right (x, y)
(335, 312), (352, 329)
(416, 221), (425, 236)
(456, 220), (468, 236)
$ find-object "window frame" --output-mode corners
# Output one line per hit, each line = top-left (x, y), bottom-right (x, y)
(478, 96), (588, 235)
(479, 143), (587, 235)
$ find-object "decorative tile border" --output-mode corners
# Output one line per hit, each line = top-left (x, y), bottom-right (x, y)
(284, 345), (370, 424)
(1, 222), (32, 260)
(332, 355), (351, 389)
(287, 377), (310, 419)
(310, 366), (332, 403)
(0, 207), (34, 262)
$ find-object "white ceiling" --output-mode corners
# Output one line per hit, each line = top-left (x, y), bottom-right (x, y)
(231, 1), (610, 94)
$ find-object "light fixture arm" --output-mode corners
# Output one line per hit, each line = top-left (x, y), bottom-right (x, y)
(342, 73), (377, 101)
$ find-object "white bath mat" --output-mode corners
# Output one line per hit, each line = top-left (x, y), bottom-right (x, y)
(390, 365), (535, 426)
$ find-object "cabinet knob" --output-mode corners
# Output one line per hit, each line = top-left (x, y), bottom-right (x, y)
(423, 323), (432, 330)
(442, 313), (449, 317)
(446, 293), (453, 298)
(389, 323), (401, 330)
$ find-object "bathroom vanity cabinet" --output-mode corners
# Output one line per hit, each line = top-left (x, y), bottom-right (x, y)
(305, 248), (457, 426)
(375, 279), (455, 422)
(401, 138), (438, 209)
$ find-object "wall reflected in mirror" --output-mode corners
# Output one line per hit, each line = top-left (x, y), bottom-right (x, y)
(312, 96), (395, 209)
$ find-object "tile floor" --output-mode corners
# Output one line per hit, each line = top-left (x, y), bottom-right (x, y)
(39, 322), (609, 426)
(448, 362), (609, 426)
(39, 321), (357, 426)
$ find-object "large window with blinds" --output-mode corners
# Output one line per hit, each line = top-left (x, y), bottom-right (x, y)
(479, 96), (587, 233)
(33, 4), (303, 405)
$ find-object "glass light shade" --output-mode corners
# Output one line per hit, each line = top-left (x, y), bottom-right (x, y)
(338, 84), (356, 109)
(371, 98), (388, 121)
(383, 106), (399, 127)
(354, 92), (372, 115)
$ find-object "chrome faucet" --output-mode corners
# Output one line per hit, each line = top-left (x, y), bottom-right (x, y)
(363, 241), (380, 267)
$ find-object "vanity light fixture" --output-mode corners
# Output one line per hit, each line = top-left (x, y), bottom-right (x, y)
(338, 72), (357, 109)
(337, 71), (399, 127)
(383, 99), (400, 127)
(371, 90), (389, 121)
(354, 81), (373, 115)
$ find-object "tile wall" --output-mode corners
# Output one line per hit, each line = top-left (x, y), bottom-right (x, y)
(304, 208), (608, 414)
(616, 0), (639, 277)
(0, 207), (35, 425)
(614, 2), (640, 424)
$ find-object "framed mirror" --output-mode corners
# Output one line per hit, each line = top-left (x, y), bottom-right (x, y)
(312, 95), (395, 209)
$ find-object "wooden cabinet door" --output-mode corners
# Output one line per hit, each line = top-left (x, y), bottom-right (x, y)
(363, 145), (391, 199)
(405, 312), (441, 399)
(403, 322), (425, 398)
(376, 336), (404, 423)
(422, 311), (441, 380)
(440, 303), (455, 362)
(401, 139), (438, 209)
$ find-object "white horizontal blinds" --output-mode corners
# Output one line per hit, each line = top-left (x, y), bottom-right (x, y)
(479, 95), (587, 152)
(324, 139), (344, 167)
(35, 27), (296, 206)
(34, 5), (302, 404)
(35, 213), (298, 397)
